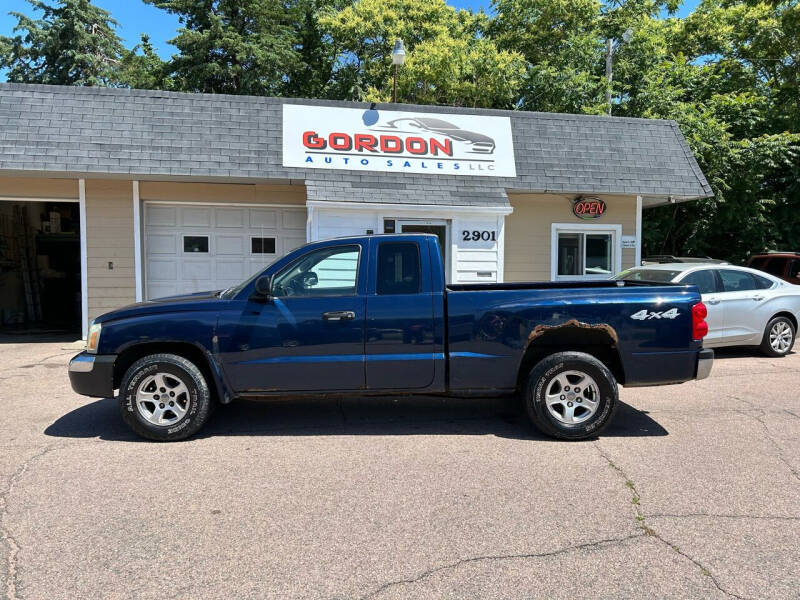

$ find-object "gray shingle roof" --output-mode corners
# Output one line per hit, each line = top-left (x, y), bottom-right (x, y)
(0, 83), (712, 207)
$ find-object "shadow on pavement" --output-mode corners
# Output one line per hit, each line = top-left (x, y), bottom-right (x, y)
(45, 395), (668, 443)
(711, 346), (794, 360)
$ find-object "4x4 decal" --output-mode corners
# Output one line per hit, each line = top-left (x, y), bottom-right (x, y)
(631, 308), (680, 320)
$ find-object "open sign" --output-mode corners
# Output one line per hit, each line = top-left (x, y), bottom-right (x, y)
(572, 196), (606, 219)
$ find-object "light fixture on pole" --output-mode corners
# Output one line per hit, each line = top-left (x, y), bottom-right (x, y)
(605, 27), (633, 116)
(391, 38), (406, 103)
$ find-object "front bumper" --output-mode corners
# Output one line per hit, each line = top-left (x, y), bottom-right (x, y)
(68, 352), (116, 397)
(696, 348), (714, 380)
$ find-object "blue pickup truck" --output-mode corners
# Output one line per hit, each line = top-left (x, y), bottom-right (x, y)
(69, 234), (712, 441)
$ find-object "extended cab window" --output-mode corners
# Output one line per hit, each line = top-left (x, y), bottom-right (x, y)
(272, 245), (359, 297)
(763, 258), (787, 277)
(377, 242), (421, 295)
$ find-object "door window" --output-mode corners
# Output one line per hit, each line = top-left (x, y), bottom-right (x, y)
(377, 242), (421, 295)
(763, 258), (787, 277)
(681, 269), (718, 294)
(272, 245), (359, 297)
(718, 269), (758, 292)
(557, 232), (613, 277)
(789, 260), (800, 280)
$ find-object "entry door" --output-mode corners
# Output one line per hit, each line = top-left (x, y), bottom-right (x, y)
(365, 239), (437, 390)
(395, 219), (449, 281)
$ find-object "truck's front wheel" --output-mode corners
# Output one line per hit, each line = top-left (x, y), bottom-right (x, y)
(119, 353), (212, 441)
(525, 352), (617, 440)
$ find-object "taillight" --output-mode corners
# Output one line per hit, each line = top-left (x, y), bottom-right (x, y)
(692, 302), (708, 340)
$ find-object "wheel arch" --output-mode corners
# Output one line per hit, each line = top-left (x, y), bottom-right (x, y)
(516, 321), (624, 391)
(770, 311), (798, 332)
(113, 341), (229, 403)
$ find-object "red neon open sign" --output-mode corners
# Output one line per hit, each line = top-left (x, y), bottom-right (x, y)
(572, 196), (606, 219)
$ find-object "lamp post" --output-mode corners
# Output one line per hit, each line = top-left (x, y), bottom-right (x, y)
(605, 27), (633, 116)
(391, 38), (406, 103)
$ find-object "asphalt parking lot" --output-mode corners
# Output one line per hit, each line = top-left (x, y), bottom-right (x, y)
(1, 337), (798, 600)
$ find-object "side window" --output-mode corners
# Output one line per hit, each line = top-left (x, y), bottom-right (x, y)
(753, 273), (776, 289)
(789, 260), (800, 279)
(681, 269), (717, 294)
(272, 245), (359, 297)
(377, 242), (421, 295)
(749, 257), (767, 270)
(763, 258), (787, 277)
(719, 269), (758, 292)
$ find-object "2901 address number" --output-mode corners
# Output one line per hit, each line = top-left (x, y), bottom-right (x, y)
(462, 230), (497, 242)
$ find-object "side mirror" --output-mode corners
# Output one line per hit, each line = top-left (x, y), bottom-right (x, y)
(250, 276), (272, 302)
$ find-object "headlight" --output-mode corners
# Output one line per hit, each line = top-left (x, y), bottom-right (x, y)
(86, 322), (102, 354)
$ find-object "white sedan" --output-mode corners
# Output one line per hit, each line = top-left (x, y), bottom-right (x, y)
(615, 263), (800, 356)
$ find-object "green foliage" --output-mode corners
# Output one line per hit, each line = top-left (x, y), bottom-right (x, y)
(0, 0), (124, 86)
(118, 35), (173, 90)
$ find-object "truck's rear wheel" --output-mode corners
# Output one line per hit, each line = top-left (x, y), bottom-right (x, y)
(119, 353), (212, 441)
(525, 352), (617, 440)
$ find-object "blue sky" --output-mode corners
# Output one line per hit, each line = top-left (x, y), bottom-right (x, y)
(1, 0), (700, 61)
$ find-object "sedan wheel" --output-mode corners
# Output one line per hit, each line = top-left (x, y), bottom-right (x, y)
(761, 317), (795, 357)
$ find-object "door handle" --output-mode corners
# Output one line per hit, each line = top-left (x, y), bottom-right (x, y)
(706, 298), (720, 305)
(752, 295), (765, 301)
(322, 310), (356, 321)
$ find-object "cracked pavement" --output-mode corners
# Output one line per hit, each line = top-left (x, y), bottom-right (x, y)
(1, 338), (798, 599)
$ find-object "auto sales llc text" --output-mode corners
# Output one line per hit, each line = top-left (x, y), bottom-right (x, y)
(303, 154), (496, 173)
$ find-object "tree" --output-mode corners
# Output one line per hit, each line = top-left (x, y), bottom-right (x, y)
(0, 0), (124, 86)
(118, 34), (174, 90)
(319, 0), (525, 106)
(145, 0), (301, 95)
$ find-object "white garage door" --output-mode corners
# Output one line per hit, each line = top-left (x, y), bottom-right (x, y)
(144, 203), (307, 299)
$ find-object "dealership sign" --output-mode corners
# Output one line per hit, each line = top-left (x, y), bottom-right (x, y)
(282, 104), (517, 177)
(572, 196), (607, 219)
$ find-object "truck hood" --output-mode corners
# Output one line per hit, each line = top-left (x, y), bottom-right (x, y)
(93, 290), (224, 324)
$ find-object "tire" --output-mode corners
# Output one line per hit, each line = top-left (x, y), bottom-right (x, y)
(524, 351), (618, 440)
(760, 316), (796, 357)
(119, 353), (212, 441)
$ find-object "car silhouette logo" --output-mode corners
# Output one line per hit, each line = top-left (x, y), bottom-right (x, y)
(379, 117), (496, 154)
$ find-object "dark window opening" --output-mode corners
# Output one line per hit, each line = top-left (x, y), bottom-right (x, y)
(251, 237), (276, 254)
(183, 236), (208, 253)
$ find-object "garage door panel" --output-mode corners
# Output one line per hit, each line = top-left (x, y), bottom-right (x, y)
(181, 207), (211, 227)
(215, 235), (245, 255)
(148, 283), (178, 299)
(215, 208), (245, 228)
(216, 259), (246, 280)
(146, 234), (177, 255)
(182, 260), (213, 281)
(281, 234), (306, 255)
(282, 210), (306, 230)
(250, 209), (278, 228)
(146, 206), (176, 227)
(148, 260), (177, 281)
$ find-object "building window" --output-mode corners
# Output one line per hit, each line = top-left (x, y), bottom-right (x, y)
(251, 237), (276, 254)
(183, 236), (209, 253)
(551, 224), (621, 280)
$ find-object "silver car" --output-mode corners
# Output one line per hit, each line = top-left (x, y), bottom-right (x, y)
(615, 263), (799, 356)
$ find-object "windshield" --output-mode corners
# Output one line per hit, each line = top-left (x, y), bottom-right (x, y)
(613, 268), (681, 283)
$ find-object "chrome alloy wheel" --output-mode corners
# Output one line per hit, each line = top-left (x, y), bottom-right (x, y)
(769, 321), (793, 353)
(544, 370), (600, 425)
(136, 372), (190, 426)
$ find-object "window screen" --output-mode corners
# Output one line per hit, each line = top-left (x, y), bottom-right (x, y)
(183, 236), (208, 253)
(251, 237), (276, 254)
(377, 242), (421, 295)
